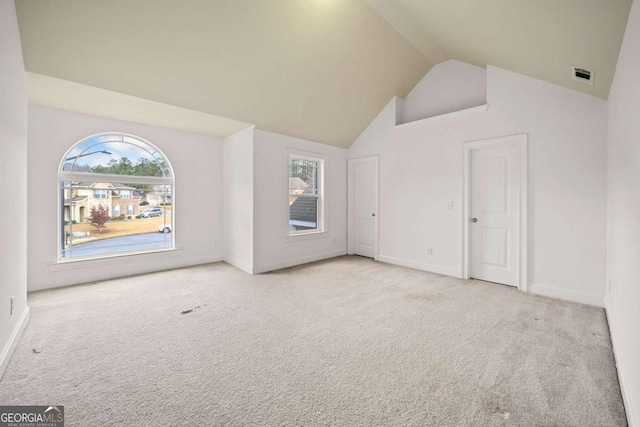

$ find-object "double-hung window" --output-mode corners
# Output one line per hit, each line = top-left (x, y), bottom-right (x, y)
(288, 154), (324, 235)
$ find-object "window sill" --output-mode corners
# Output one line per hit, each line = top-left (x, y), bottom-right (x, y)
(48, 247), (183, 272)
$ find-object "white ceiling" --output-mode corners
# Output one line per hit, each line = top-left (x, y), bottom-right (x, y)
(16, 0), (431, 147)
(28, 72), (253, 137)
(16, 0), (632, 147)
(373, 0), (632, 100)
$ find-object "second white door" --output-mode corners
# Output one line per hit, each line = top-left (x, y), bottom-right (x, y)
(351, 157), (378, 258)
(470, 142), (520, 286)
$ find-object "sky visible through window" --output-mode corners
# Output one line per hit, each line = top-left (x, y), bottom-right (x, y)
(64, 134), (170, 177)
(61, 134), (174, 260)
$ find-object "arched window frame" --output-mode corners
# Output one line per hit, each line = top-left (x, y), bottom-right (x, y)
(58, 132), (175, 261)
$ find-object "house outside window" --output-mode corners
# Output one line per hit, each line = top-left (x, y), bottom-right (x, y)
(288, 153), (325, 235)
(60, 133), (174, 260)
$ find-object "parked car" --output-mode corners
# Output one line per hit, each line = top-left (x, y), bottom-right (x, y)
(139, 201), (149, 206)
(140, 208), (162, 218)
(158, 224), (172, 233)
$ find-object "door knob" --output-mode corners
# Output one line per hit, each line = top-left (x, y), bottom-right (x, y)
(471, 218), (478, 223)
(372, 213), (376, 217)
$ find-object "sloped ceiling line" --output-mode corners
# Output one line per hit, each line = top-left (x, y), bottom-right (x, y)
(16, 0), (631, 147)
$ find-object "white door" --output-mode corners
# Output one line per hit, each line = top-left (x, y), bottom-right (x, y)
(470, 143), (520, 286)
(350, 157), (378, 258)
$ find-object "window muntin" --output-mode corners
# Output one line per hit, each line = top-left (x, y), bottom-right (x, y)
(60, 134), (174, 260)
(288, 155), (324, 235)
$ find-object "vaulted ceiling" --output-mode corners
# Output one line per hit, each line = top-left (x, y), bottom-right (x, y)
(15, 0), (632, 148)
(371, 0), (632, 100)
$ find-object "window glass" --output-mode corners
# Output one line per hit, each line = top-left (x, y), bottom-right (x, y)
(93, 189), (108, 199)
(289, 156), (323, 234)
(60, 134), (174, 260)
(63, 134), (170, 178)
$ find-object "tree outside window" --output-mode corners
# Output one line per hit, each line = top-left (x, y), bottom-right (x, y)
(60, 133), (174, 260)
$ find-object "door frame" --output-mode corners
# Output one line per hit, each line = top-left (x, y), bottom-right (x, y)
(462, 134), (528, 292)
(347, 155), (379, 260)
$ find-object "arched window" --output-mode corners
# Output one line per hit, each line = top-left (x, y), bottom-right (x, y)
(59, 133), (174, 260)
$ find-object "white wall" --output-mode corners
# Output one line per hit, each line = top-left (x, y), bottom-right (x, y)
(27, 105), (223, 291)
(27, 107), (346, 285)
(253, 130), (348, 273)
(349, 97), (401, 160)
(401, 60), (486, 124)
(349, 63), (607, 307)
(0, 0), (29, 378)
(606, 0), (640, 423)
(488, 67), (608, 305)
(222, 127), (255, 273)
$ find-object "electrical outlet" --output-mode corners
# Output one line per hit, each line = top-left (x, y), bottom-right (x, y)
(10, 296), (14, 315)
(427, 247), (433, 256)
(447, 201), (454, 210)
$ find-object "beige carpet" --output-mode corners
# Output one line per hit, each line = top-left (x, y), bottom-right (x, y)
(0, 256), (627, 426)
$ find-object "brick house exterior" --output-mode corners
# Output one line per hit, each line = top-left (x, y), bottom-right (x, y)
(64, 182), (142, 223)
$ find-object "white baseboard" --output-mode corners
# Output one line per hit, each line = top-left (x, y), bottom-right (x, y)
(253, 249), (347, 274)
(606, 302), (638, 427)
(528, 282), (604, 307)
(0, 306), (30, 380)
(186, 255), (224, 266)
(223, 256), (254, 274)
(31, 254), (224, 291)
(46, 247), (187, 272)
(377, 255), (461, 278)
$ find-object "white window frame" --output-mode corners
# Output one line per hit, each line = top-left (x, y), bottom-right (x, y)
(58, 132), (175, 262)
(93, 189), (108, 199)
(286, 151), (326, 238)
(120, 190), (131, 199)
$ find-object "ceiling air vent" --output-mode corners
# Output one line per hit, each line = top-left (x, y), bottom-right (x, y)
(571, 66), (594, 85)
